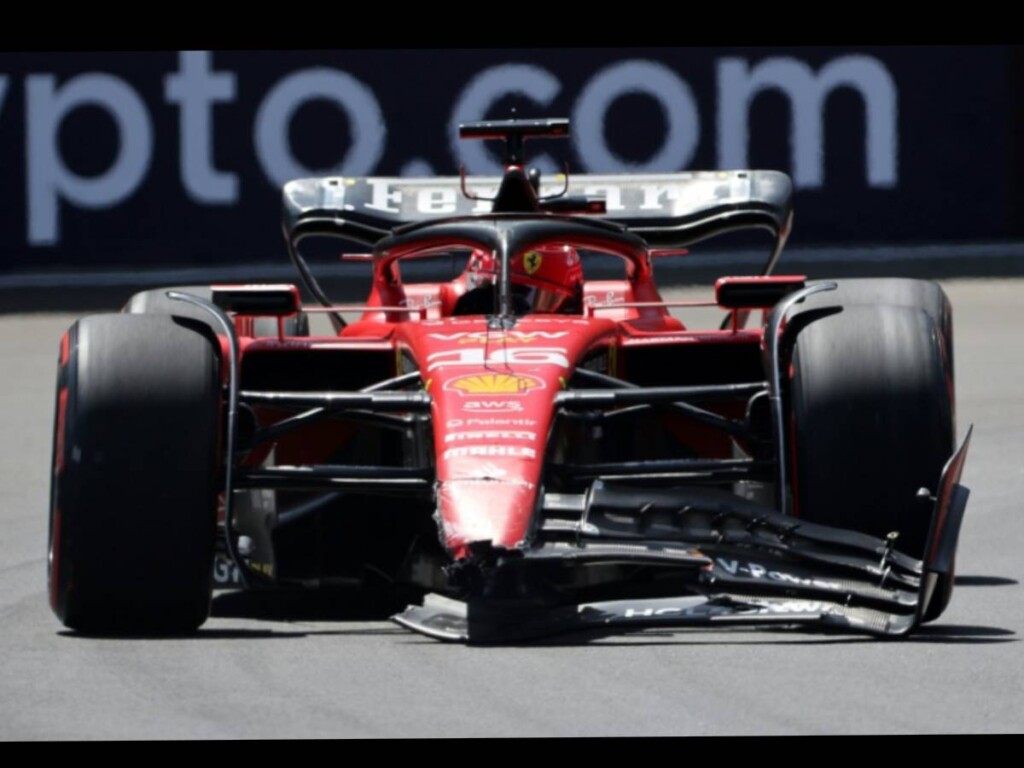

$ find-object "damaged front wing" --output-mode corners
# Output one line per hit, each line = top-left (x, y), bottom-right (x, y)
(394, 428), (972, 643)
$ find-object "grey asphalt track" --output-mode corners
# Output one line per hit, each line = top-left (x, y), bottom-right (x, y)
(1, 279), (1021, 738)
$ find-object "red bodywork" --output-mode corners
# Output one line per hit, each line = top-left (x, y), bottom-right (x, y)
(228, 237), (776, 564)
(404, 315), (615, 557)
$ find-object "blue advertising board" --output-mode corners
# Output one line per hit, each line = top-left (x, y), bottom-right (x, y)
(0, 47), (1017, 275)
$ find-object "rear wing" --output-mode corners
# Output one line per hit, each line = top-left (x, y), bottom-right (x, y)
(282, 170), (793, 254)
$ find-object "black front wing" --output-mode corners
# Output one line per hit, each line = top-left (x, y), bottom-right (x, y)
(394, 428), (972, 643)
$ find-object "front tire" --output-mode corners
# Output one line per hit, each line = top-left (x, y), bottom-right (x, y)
(788, 302), (956, 620)
(49, 314), (222, 632)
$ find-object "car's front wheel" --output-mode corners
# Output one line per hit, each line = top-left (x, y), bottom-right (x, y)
(49, 314), (222, 632)
(788, 300), (956, 621)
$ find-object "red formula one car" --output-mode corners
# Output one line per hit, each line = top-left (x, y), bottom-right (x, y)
(48, 119), (970, 642)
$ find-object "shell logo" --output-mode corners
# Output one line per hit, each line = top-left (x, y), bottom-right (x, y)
(445, 373), (544, 396)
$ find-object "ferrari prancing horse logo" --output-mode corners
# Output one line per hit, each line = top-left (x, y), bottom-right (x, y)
(523, 251), (543, 275)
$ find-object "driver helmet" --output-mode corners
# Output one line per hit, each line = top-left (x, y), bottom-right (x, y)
(462, 244), (583, 314)
(510, 245), (583, 313)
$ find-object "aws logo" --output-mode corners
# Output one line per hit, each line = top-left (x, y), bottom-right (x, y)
(445, 373), (544, 396)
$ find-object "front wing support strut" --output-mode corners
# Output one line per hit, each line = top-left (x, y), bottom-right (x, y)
(167, 290), (251, 588)
(169, 291), (435, 589)
(763, 281), (836, 514)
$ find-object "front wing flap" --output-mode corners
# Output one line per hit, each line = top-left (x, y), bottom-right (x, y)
(394, 429), (972, 644)
(393, 593), (915, 644)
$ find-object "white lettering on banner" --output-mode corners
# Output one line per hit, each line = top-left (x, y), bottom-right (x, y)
(361, 178), (803, 218)
(417, 186), (457, 214)
(11, 53), (900, 245)
(367, 179), (402, 213)
(582, 184), (624, 212)
(717, 55), (897, 189)
(449, 64), (561, 175)
(443, 445), (537, 460)
(254, 68), (384, 186)
(427, 347), (570, 371)
(573, 60), (700, 173)
(26, 73), (153, 246)
(164, 51), (238, 204)
(640, 185), (681, 211)
(445, 431), (536, 443)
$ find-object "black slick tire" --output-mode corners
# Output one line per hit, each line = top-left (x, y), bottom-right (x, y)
(49, 314), (221, 633)
(788, 303), (955, 620)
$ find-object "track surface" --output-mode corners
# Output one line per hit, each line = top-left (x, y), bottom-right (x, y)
(2, 279), (1021, 738)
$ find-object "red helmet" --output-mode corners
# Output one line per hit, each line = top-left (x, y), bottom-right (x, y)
(461, 244), (583, 315)
(510, 245), (583, 313)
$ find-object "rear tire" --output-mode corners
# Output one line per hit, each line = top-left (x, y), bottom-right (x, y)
(124, 285), (309, 337)
(49, 314), (222, 632)
(788, 302), (955, 619)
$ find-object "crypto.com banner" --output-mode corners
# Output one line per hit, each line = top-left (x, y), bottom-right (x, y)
(0, 47), (1017, 273)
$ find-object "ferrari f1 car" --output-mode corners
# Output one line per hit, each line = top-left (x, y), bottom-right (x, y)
(48, 118), (970, 642)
